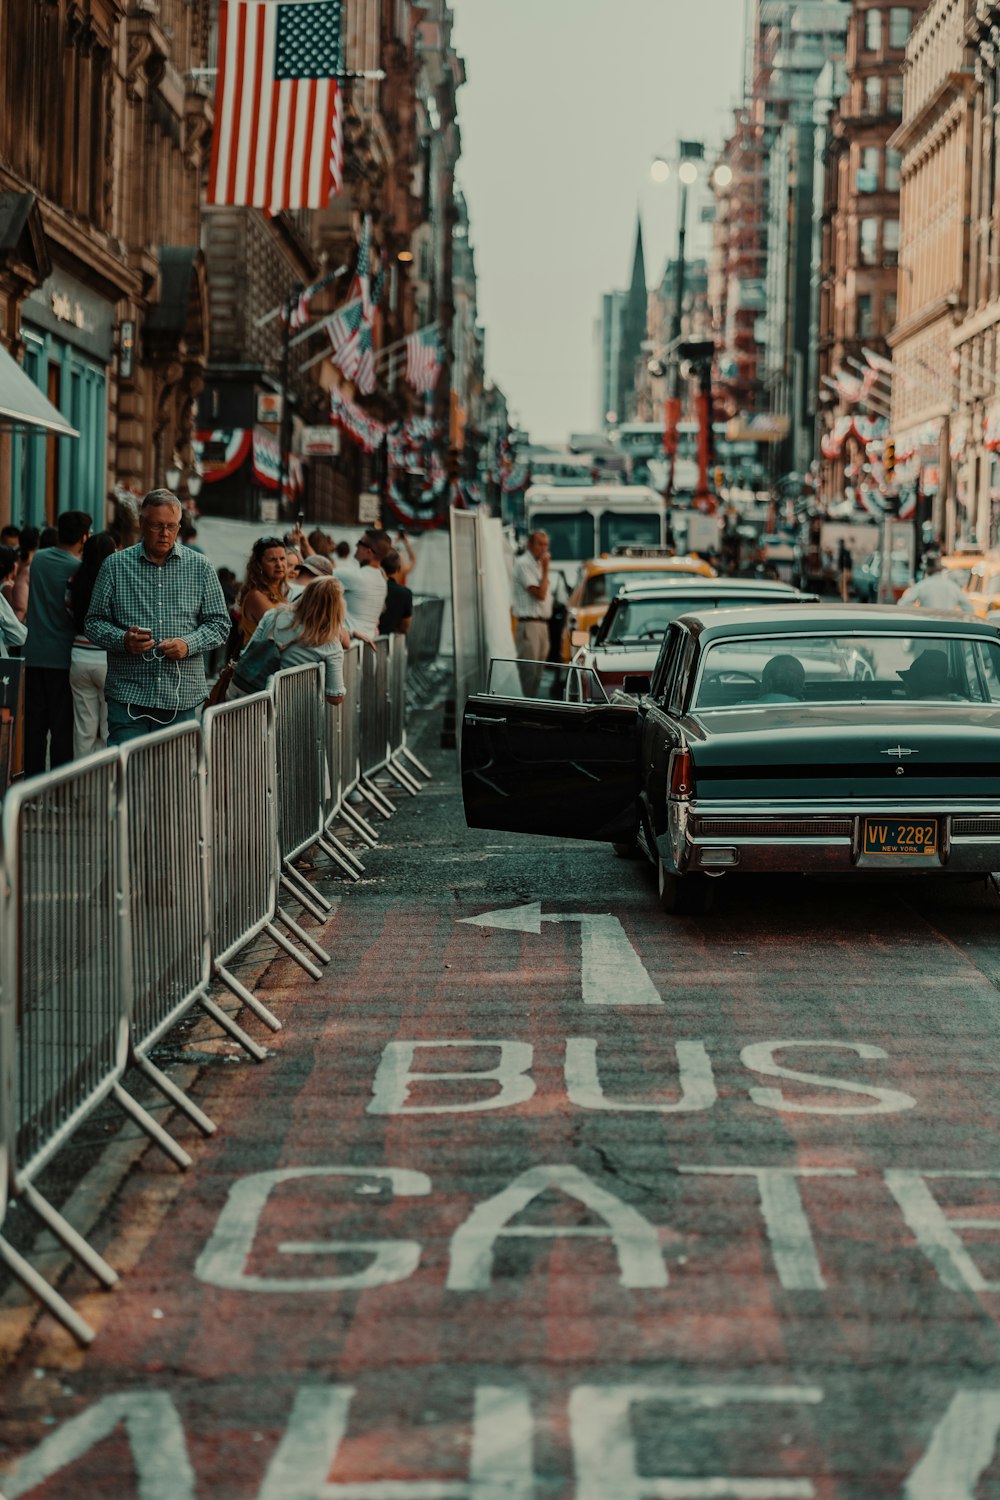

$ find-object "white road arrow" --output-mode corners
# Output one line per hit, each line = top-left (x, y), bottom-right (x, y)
(459, 902), (661, 1007)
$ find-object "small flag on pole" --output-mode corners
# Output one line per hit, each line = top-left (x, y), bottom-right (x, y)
(405, 328), (441, 393)
(862, 347), (894, 377)
(208, 0), (344, 213)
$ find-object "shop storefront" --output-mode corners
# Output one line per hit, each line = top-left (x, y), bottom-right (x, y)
(10, 268), (113, 530)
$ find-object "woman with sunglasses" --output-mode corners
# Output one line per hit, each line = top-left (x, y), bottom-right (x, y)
(238, 536), (288, 644)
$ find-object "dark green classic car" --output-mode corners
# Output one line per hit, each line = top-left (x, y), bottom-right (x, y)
(461, 606), (1000, 913)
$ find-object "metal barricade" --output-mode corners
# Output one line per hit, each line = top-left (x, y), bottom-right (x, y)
(272, 662), (342, 924)
(320, 648), (365, 880)
(204, 691), (326, 1004)
(0, 754), (126, 1343)
(354, 639), (396, 820)
(123, 721), (270, 1101)
(328, 642), (380, 847)
(382, 637), (424, 796)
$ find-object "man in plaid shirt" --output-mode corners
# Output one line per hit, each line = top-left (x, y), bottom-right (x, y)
(86, 490), (229, 745)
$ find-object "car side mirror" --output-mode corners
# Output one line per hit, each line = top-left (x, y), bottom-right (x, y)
(571, 629), (590, 647)
(623, 673), (651, 696)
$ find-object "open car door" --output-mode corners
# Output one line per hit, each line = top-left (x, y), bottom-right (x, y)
(461, 661), (639, 842)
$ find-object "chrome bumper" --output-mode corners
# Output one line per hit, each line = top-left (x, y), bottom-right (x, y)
(660, 798), (1000, 876)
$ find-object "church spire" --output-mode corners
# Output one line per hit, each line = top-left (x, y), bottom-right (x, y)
(628, 212), (647, 302)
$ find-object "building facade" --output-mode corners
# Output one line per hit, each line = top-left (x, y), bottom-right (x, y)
(817, 0), (926, 500)
(889, 0), (975, 542)
(1, 0), (493, 534)
(0, 0), (213, 529)
(946, 1), (1000, 546)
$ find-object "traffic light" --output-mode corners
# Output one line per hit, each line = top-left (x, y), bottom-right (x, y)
(714, 466), (725, 493)
(447, 446), (461, 481)
(884, 439), (896, 483)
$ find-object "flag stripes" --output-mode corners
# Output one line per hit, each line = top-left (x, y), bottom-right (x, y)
(208, 0), (343, 214)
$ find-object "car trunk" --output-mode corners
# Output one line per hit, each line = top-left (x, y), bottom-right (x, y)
(683, 704), (1000, 800)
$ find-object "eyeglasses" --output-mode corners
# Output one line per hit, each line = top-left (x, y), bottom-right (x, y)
(145, 522), (180, 535)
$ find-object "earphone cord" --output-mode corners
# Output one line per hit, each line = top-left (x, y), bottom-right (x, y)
(128, 649), (182, 726)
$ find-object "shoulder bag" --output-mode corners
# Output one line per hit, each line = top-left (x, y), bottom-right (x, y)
(231, 608), (297, 694)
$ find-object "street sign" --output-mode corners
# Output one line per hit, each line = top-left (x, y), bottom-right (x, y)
(358, 490), (380, 524)
(301, 425), (340, 457)
(257, 392), (282, 425)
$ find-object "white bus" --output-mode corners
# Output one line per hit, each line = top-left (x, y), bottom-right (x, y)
(523, 484), (668, 578)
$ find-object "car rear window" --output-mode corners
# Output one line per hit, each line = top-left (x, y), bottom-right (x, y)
(693, 633), (1000, 709)
(603, 593), (800, 643)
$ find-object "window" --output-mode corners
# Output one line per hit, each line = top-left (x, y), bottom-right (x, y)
(860, 218), (879, 265)
(887, 75), (904, 114)
(864, 8), (882, 49)
(857, 146), (880, 192)
(889, 6), (911, 46)
(883, 219), (900, 264)
(885, 148), (902, 192)
(883, 291), (897, 327)
(857, 294), (875, 338)
(865, 77), (883, 113)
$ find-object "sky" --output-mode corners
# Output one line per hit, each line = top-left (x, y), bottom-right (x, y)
(449, 0), (748, 444)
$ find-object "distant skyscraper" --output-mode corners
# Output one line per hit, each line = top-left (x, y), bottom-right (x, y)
(598, 216), (648, 428)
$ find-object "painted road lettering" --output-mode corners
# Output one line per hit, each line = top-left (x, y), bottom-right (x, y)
(569, 1383), (823, 1500)
(741, 1040), (917, 1115)
(459, 901), (662, 1006)
(445, 1163), (669, 1290)
(367, 1037), (916, 1116)
(7, 1384), (1000, 1498)
(368, 1039), (536, 1115)
(194, 1160), (994, 1296)
(885, 1169), (1000, 1293)
(678, 1166), (855, 1291)
(195, 1166), (431, 1293)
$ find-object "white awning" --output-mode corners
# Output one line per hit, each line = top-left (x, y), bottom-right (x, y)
(0, 341), (78, 437)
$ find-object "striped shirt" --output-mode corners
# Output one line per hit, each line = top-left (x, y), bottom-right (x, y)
(85, 542), (229, 708)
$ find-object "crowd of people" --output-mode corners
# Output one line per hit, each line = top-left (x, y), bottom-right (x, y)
(0, 494), (416, 777)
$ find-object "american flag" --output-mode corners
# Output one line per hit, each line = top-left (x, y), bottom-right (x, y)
(327, 297), (364, 374)
(208, 0), (344, 213)
(326, 219), (373, 379)
(405, 328), (441, 394)
(354, 264), (385, 394)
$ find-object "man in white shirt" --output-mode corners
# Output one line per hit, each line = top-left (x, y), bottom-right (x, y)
(339, 531), (388, 637)
(897, 552), (974, 612)
(511, 531), (552, 696)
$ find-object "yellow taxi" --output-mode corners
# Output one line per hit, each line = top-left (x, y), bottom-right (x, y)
(560, 549), (716, 660)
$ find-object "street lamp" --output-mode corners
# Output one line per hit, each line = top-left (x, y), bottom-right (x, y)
(649, 140), (722, 511)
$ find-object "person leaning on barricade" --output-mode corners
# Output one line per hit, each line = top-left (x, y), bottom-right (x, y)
(226, 574), (346, 706)
(238, 535), (289, 643)
(85, 489), (229, 746)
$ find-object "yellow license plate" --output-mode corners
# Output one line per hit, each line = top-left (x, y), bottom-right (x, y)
(861, 818), (938, 856)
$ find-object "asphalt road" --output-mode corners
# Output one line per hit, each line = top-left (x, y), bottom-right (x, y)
(2, 712), (1000, 1498)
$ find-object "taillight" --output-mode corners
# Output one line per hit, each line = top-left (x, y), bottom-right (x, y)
(669, 746), (694, 798)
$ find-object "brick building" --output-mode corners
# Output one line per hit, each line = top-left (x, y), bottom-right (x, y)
(0, 0), (213, 529)
(817, 0), (927, 500)
(889, 0), (975, 542)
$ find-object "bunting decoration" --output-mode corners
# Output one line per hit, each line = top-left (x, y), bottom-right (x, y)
(330, 388), (385, 452)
